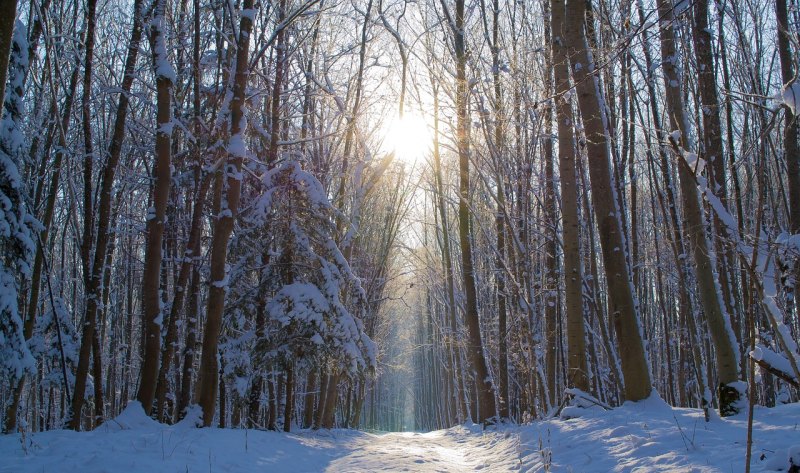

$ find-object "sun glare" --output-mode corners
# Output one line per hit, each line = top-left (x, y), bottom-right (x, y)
(384, 113), (432, 165)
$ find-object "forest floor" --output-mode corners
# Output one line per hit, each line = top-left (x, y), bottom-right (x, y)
(1, 396), (798, 472)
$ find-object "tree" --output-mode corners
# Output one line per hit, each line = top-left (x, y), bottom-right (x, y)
(550, 0), (589, 395)
(252, 160), (377, 431)
(656, 0), (742, 416)
(196, 0), (256, 427)
(442, 0), (499, 423)
(137, 0), (175, 416)
(561, 0), (651, 402)
(0, 16), (35, 428)
(0, 0), (18, 104)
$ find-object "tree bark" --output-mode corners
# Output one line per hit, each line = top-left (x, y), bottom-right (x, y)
(70, 0), (104, 429)
(302, 370), (317, 428)
(284, 363), (295, 432)
(657, 0), (742, 416)
(0, 0), (18, 105)
(551, 0), (589, 393)
(452, 0), (497, 423)
(561, 0), (651, 402)
(138, 0), (174, 416)
(776, 0), (800, 234)
(196, 0), (255, 427)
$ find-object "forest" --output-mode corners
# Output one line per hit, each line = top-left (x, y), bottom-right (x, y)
(0, 0), (799, 469)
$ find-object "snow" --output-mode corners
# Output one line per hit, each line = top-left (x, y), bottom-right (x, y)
(751, 345), (796, 380)
(3, 398), (800, 472)
(228, 133), (248, 159)
(781, 80), (800, 114)
(519, 395), (800, 472)
(0, 404), (518, 472)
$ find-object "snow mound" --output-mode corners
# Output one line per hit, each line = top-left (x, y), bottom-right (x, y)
(174, 404), (204, 429)
(105, 401), (160, 431)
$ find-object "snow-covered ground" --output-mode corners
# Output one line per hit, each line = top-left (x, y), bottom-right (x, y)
(518, 395), (800, 472)
(2, 397), (798, 472)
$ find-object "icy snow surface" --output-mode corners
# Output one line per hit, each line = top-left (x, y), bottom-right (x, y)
(2, 398), (799, 472)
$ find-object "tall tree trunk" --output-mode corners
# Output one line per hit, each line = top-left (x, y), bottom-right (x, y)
(431, 82), (466, 423)
(0, 0), (18, 105)
(561, 0), (651, 402)
(657, 0), (742, 416)
(776, 0), (800, 234)
(550, 0), (589, 393)
(138, 0), (174, 416)
(68, 0), (145, 430)
(196, 0), (255, 427)
(71, 0), (104, 429)
(452, 0), (497, 423)
(488, 0), (510, 420)
(692, 0), (737, 335)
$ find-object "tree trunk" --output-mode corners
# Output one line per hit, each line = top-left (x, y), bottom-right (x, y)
(657, 0), (742, 416)
(138, 0), (174, 416)
(551, 0), (589, 393)
(71, 0), (103, 429)
(561, 0), (651, 402)
(431, 82), (466, 424)
(284, 364), (294, 432)
(452, 0), (498, 424)
(321, 370), (339, 428)
(302, 370), (317, 428)
(0, 0), (18, 105)
(776, 0), (800, 234)
(196, 0), (255, 427)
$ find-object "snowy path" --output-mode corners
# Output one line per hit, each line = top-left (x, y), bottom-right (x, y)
(0, 404), (522, 473)
(324, 428), (521, 472)
(2, 399), (799, 472)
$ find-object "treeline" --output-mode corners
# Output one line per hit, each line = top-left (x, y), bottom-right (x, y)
(0, 0), (798, 437)
(0, 0), (411, 433)
(409, 0), (800, 431)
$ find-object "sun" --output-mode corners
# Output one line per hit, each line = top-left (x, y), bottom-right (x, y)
(383, 113), (432, 165)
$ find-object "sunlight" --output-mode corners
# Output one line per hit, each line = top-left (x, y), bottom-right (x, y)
(383, 113), (432, 165)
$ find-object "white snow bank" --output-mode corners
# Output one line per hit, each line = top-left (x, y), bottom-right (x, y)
(519, 396), (800, 472)
(104, 401), (160, 432)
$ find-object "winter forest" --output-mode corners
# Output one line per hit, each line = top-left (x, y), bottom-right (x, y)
(1, 0), (800, 470)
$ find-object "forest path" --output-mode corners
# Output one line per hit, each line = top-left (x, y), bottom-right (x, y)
(324, 426), (522, 472)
